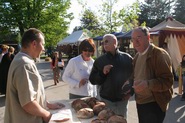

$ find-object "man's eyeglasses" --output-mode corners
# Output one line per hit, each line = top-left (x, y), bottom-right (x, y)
(131, 36), (142, 42)
(104, 40), (109, 43)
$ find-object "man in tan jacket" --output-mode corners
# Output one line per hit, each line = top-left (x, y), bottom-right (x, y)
(131, 26), (173, 123)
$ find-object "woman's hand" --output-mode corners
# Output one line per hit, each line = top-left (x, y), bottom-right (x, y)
(79, 78), (88, 88)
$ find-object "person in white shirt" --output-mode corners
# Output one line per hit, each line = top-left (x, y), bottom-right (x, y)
(62, 38), (97, 99)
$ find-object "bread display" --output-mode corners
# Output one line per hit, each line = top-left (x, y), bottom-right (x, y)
(71, 97), (127, 123)
(76, 108), (94, 119)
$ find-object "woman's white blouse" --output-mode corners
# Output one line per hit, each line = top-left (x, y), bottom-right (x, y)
(62, 55), (97, 97)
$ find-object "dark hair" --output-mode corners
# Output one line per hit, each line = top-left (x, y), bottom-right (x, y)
(137, 26), (150, 36)
(182, 55), (185, 61)
(79, 38), (96, 55)
(8, 46), (15, 53)
(21, 28), (44, 48)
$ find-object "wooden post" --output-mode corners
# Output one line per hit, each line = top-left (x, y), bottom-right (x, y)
(179, 66), (182, 95)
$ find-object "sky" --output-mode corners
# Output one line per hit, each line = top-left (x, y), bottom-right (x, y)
(67, 0), (145, 33)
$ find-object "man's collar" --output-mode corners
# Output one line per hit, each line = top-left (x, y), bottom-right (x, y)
(139, 44), (151, 56)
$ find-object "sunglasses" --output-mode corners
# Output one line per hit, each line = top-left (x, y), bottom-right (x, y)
(103, 40), (109, 43)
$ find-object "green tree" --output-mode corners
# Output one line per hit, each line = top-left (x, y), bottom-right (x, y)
(99, 0), (140, 33)
(173, 0), (185, 24)
(100, 0), (118, 33)
(0, 0), (73, 47)
(74, 0), (141, 36)
(138, 0), (172, 28)
(118, 2), (140, 31)
(80, 9), (104, 37)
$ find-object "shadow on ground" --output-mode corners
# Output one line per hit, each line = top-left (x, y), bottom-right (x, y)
(0, 95), (6, 107)
(164, 94), (185, 123)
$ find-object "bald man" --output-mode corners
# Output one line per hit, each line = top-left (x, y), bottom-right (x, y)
(89, 34), (133, 119)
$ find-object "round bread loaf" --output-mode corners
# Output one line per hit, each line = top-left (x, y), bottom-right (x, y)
(86, 97), (98, 108)
(71, 99), (90, 111)
(93, 102), (106, 115)
(98, 108), (115, 120)
(76, 108), (94, 119)
(71, 99), (85, 108)
(108, 115), (127, 123)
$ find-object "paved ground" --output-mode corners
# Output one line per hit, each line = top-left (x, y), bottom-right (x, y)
(0, 59), (185, 123)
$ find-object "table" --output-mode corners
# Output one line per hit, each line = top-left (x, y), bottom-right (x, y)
(49, 99), (96, 123)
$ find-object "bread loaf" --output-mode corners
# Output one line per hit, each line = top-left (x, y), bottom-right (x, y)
(98, 108), (115, 120)
(71, 99), (90, 111)
(108, 115), (127, 123)
(86, 97), (98, 108)
(71, 99), (85, 108)
(93, 102), (106, 115)
(76, 108), (94, 119)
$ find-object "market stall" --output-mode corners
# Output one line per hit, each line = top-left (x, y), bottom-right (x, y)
(150, 17), (185, 94)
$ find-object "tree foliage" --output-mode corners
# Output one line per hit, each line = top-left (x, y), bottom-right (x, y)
(80, 9), (104, 37)
(100, 0), (118, 33)
(138, 0), (172, 28)
(0, 0), (73, 47)
(173, 0), (185, 24)
(74, 0), (141, 36)
(99, 0), (140, 33)
(118, 2), (140, 31)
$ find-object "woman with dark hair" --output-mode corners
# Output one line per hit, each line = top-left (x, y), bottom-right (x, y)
(180, 55), (185, 101)
(62, 38), (97, 99)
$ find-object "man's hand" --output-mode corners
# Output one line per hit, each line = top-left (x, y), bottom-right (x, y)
(43, 112), (52, 123)
(23, 100), (54, 123)
(132, 80), (148, 93)
(121, 80), (132, 100)
(103, 65), (113, 75)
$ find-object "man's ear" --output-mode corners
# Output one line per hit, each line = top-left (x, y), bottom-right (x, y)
(32, 40), (37, 48)
(148, 34), (150, 40)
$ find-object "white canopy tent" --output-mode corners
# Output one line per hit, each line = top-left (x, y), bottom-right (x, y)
(57, 30), (90, 46)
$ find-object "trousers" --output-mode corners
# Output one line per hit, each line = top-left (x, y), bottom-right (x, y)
(136, 102), (166, 123)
